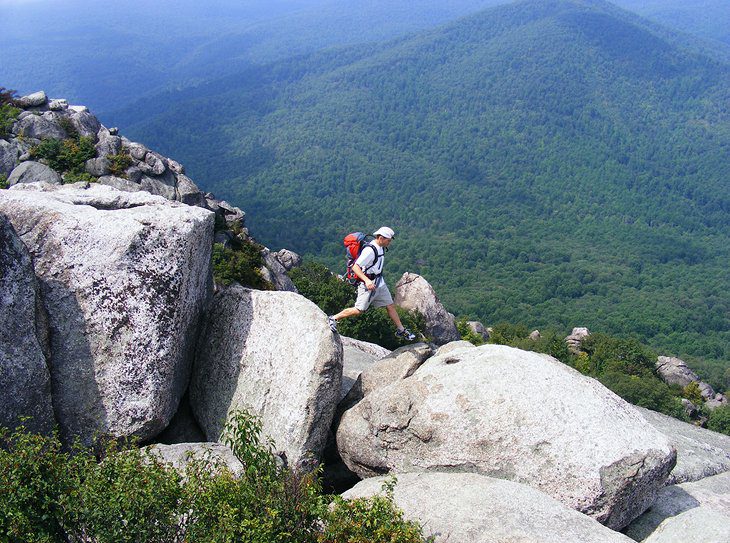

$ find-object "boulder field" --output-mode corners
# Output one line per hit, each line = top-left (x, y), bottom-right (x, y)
(2, 92), (729, 542)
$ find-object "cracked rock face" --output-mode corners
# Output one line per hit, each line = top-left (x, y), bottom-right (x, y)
(336, 344), (676, 530)
(0, 213), (55, 435)
(0, 184), (214, 445)
(190, 285), (342, 472)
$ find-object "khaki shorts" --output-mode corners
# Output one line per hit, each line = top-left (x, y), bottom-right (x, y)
(355, 279), (394, 311)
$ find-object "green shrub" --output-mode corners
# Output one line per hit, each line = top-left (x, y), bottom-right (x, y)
(30, 136), (96, 179)
(182, 410), (326, 543)
(212, 241), (273, 290)
(106, 151), (133, 177)
(581, 334), (656, 377)
(598, 371), (686, 419)
(489, 322), (529, 345)
(68, 445), (183, 543)
(0, 104), (20, 139)
(707, 405), (730, 436)
(0, 174), (8, 189)
(0, 424), (88, 542)
(456, 317), (484, 345)
(510, 331), (575, 366)
(321, 478), (432, 543)
(290, 261), (356, 316)
(682, 381), (704, 405)
(0, 411), (433, 543)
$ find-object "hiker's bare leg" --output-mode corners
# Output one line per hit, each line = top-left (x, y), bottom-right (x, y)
(386, 304), (404, 329)
(334, 307), (361, 320)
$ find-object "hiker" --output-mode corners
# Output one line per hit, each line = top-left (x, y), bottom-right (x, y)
(328, 226), (416, 341)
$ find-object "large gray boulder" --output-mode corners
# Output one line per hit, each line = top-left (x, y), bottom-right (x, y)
(7, 161), (62, 186)
(467, 320), (490, 341)
(394, 272), (459, 345)
(343, 473), (635, 543)
(624, 471), (730, 541)
(0, 214), (55, 435)
(337, 344), (676, 530)
(140, 172), (177, 201)
(340, 336), (391, 401)
(15, 91), (48, 108)
(261, 247), (297, 292)
(0, 184), (214, 445)
(565, 326), (591, 353)
(176, 174), (206, 207)
(655, 356), (700, 389)
(642, 507), (730, 543)
(635, 406), (730, 485)
(13, 114), (68, 140)
(68, 109), (101, 139)
(274, 249), (302, 271)
(190, 286), (342, 472)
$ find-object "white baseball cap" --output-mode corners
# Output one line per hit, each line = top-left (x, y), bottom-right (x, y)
(373, 226), (395, 239)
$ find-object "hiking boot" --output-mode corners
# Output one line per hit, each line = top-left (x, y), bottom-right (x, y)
(327, 316), (338, 333)
(395, 327), (416, 341)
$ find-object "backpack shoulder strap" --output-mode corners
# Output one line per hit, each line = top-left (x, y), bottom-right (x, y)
(361, 242), (381, 273)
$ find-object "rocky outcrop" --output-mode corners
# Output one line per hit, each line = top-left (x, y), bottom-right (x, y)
(655, 356), (701, 389)
(337, 344), (676, 530)
(4, 91), (308, 295)
(5, 91), (245, 227)
(274, 249), (302, 271)
(467, 320), (490, 341)
(0, 184), (214, 445)
(635, 406), (730, 485)
(394, 272), (459, 345)
(340, 336), (391, 401)
(0, 213), (55, 435)
(190, 285), (342, 472)
(565, 326), (590, 353)
(642, 507), (730, 543)
(655, 356), (728, 410)
(261, 247), (298, 292)
(343, 473), (635, 543)
(624, 471), (730, 541)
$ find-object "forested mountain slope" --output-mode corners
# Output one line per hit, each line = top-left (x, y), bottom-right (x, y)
(0, 0), (502, 113)
(115, 0), (730, 387)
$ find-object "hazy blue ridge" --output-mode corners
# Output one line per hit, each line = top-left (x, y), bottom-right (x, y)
(0, 0), (505, 113)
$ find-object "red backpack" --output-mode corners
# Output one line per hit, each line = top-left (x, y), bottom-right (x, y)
(343, 232), (379, 284)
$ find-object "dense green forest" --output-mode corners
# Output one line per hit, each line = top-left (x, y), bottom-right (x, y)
(115, 0), (730, 390)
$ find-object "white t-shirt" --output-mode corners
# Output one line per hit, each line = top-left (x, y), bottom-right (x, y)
(355, 243), (384, 275)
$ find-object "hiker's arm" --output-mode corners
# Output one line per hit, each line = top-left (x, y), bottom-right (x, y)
(352, 264), (376, 291)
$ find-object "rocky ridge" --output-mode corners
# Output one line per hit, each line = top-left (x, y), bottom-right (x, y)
(1, 91), (729, 542)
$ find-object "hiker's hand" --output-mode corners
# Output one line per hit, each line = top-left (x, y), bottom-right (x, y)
(365, 279), (376, 291)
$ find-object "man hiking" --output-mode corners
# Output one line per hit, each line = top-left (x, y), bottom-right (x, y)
(328, 226), (417, 341)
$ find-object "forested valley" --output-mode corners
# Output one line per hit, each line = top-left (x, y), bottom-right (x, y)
(113, 0), (730, 391)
